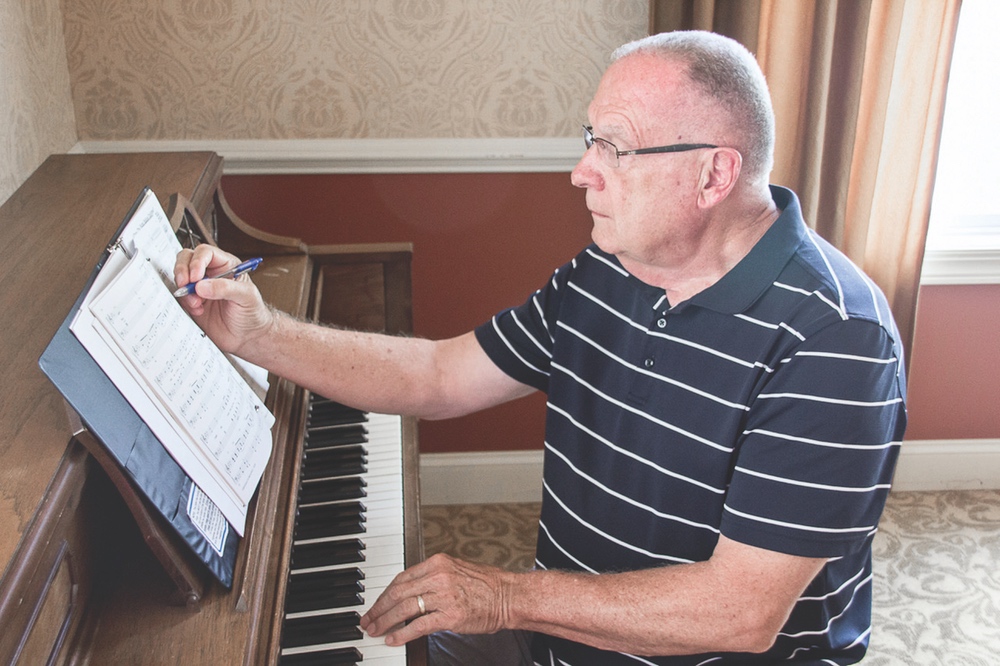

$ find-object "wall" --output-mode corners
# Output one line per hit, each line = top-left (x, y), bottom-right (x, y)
(0, 0), (77, 202)
(9, 0), (997, 458)
(221, 171), (594, 454)
(906, 283), (1000, 440)
(62, 0), (647, 141)
(222, 173), (1000, 455)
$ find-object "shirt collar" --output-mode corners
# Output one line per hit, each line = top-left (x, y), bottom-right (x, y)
(684, 185), (808, 314)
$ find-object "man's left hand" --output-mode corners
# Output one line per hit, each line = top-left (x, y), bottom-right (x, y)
(360, 553), (513, 646)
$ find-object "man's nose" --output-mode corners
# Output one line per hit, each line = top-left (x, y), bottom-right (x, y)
(570, 149), (604, 190)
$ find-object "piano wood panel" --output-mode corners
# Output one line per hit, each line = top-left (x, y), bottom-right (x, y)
(0, 152), (223, 577)
(0, 153), (424, 665)
(0, 153), (224, 665)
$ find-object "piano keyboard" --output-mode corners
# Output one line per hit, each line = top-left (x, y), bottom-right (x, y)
(279, 396), (408, 665)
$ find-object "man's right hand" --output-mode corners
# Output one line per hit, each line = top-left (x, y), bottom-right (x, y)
(174, 244), (274, 356)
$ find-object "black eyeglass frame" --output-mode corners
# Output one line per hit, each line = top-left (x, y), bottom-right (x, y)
(583, 125), (718, 167)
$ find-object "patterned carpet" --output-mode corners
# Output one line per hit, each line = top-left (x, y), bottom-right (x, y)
(422, 490), (1000, 665)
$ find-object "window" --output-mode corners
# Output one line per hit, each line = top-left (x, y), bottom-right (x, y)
(923, 0), (1000, 284)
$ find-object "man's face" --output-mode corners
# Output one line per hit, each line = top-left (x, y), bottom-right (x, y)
(571, 54), (714, 274)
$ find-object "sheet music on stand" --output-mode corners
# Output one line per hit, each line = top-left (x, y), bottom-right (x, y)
(39, 188), (273, 588)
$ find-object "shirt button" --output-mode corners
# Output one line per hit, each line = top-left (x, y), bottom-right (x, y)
(644, 357), (655, 368)
(656, 318), (667, 329)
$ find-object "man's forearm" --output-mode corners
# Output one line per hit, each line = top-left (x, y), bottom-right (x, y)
(502, 537), (825, 657)
(507, 565), (776, 655)
(238, 310), (448, 417)
(236, 310), (529, 419)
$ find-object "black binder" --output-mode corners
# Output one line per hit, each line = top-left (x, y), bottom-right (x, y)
(38, 188), (239, 592)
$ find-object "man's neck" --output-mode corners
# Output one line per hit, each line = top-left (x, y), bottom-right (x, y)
(621, 196), (780, 306)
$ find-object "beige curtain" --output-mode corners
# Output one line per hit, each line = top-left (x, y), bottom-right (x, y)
(650, 0), (961, 367)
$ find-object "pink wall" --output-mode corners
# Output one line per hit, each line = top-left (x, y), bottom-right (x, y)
(222, 172), (591, 453)
(222, 173), (1000, 452)
(905, 283), (1000, 440)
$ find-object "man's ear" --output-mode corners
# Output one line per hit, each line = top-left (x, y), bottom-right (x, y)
(697, 148), (742, 209)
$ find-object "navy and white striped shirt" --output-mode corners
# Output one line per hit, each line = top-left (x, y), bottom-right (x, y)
(474, 186), (906, 665)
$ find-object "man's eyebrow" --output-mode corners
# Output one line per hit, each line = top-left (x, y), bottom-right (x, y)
(593, 123), (631, 142)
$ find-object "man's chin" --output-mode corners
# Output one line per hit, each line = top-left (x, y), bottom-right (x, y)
(590, 230), (619, 256)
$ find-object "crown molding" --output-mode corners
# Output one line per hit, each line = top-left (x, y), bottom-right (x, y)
(73, 137), (582, 174)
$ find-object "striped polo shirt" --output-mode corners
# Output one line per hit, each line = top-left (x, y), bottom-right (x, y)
(474, 186), (906, 665)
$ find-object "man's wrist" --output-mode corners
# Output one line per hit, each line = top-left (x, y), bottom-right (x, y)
(503, 569), (547, 631)
(237, 305), (284, 364)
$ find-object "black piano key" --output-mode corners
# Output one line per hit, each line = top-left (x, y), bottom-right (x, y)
(287, 571), (363, 593)
(309, 395), (364, 411)
(301, 446), (368, 480)
(293, 518), (365, 541)
(307, 411), (367, 428)
(279, 647), (363, 666)
(287, 580), (363, 604)
(305, 424), (368, 449)
(294, 501), (366, 541)
(286, 585), (366, 613)
(303, 444), (367, 468)
(285, 588), (364, 614)
(297, 501), (365, 523)
(298, 476), (367, 505)
(308, 400), (368, 428)
(300, 463), (367, 482)
(288, 567), (364, 591)
(281, 611), (363, 649)
(290, 538), (366, 570)
(301, 462), (367, 482)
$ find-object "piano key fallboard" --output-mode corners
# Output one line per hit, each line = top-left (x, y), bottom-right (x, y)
(279, 396), (408, 665)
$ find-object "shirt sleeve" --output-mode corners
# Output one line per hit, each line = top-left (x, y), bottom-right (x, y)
(474, 258), (577, 393)
(719, 317), (907, 558)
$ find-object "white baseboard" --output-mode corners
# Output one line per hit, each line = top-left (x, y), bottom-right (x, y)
(419, 450), (544, 505)
(891, 438), (1000, 491)
(419, 439), (1000, 505)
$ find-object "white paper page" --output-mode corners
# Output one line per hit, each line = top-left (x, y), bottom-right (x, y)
(119, 190), (272, 399)
(227, 354), (271, 402)
(70, 263), (250, 532)
(67, 189), (273, 534)
(118, 189), (184, 284)
(74, 253), (274, 532)
(93, 254), (274, 500)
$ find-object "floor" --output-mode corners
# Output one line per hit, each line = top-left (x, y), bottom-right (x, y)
(422, 490), (1000, 665)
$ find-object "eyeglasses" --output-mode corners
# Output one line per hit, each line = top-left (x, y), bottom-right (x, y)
(583, 125), (718, 168)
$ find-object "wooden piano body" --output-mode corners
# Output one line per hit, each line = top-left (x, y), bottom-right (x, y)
(0, 152), (426, 664)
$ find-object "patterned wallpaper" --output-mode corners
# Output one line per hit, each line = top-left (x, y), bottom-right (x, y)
(0, 0), (77, 203)
(62, 0), (648, 141)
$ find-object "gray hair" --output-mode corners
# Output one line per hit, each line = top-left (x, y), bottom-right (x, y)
(612, 31), (775, 182)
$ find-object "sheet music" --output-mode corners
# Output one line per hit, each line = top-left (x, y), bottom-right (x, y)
(68, 191), (273, 534)
(119, 190), (270, 400)
(117, 189), (182, 283)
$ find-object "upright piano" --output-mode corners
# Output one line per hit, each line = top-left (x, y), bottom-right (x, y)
(0, 152), (427, 664)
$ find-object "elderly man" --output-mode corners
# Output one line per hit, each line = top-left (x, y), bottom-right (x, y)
(177, 31), (905, 666)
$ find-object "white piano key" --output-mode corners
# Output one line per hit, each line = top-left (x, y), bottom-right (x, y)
(281, 410), (408, 665)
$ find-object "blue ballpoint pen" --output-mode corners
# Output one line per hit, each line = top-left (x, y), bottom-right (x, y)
(173, 257), (263, 297)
